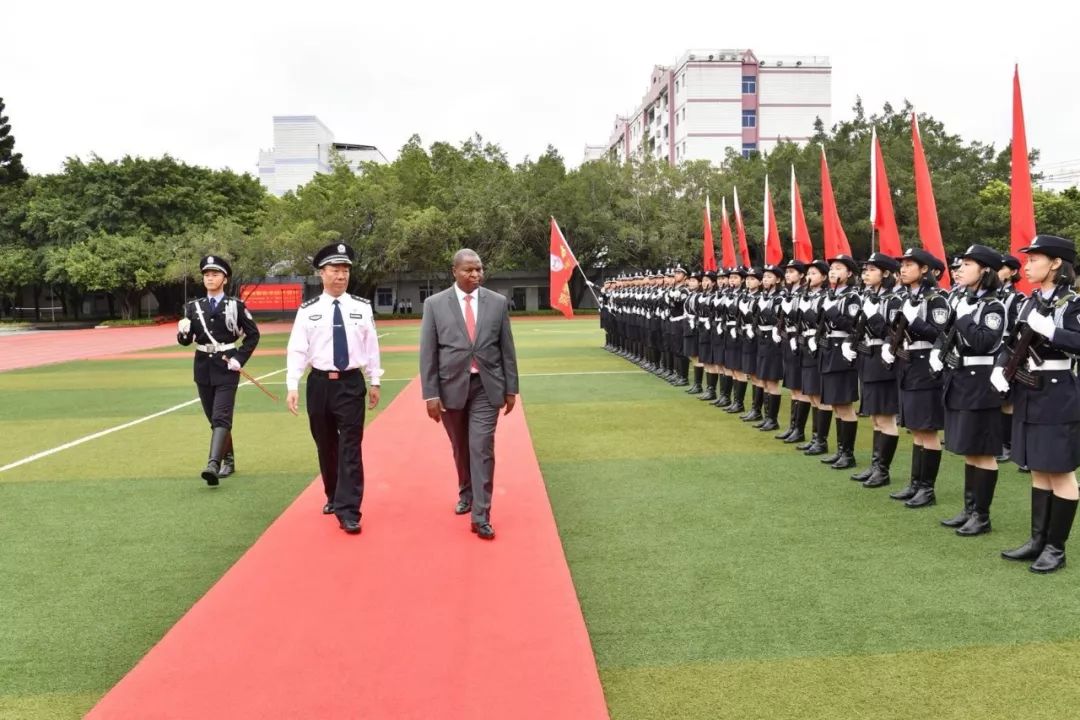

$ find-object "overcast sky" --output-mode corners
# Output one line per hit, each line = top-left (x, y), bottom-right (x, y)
(7, 0), (1079, 185)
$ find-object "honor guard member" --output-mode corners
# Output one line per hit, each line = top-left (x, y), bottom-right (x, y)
(883, 248), (950, 508)
(776, 260), (809, 444)
(668, 265), (691, 386)
(818, 254), (862, 470)
(684, 270), (705, 394)
(996, 253), (1025, 464)
(286, 243), (383, 535)
(740, 267), (765, 423)
(754, 264), (785, 431)
(797, 261), (831, 455)
(177, 255), (261, 487)
(931, 245), (1007, 536)
(846, 253), (902, 488)
(722, 268), (749, 414)
(696, 271), (721, 402)
(995, 235), (1080, 573)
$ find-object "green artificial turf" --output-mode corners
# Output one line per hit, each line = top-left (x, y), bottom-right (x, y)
(3, 318), (1079, 720)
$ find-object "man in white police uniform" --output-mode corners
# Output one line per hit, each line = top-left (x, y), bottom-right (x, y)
(286, 243), (383, 535)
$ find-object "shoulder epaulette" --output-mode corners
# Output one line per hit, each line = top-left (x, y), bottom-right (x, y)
(349, 294), (370, 304)
(300, 297), (319, 309)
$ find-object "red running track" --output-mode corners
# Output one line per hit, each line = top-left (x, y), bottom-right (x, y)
(0, 324), (292, 373)
(86, 377), (609, 720)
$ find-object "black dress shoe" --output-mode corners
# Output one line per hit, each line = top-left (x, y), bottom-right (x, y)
(830, 453), (857, 470)
(784, 430), (806, 445)
(322, 502), (334, 515)
(803, 442), (829, 457)
(757, 419), (780, 432)
(338, 518), (362, 534)
(454, 501), (472, 515)
(471, 522), (496, 540)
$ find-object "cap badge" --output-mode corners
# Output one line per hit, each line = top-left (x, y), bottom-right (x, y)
(337, 244), (345, 253)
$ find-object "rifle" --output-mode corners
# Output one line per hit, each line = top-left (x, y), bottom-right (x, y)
(887, 309), (911, 362)
(938, 290), (972, 371)
(1003, 293), (1051, 389)
(811, 289), (833, 357)
(849, 296), (873, 356)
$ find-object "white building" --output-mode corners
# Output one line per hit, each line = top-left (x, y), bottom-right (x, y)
(599, 49), (831, 166)
(257, 115), (387, 196)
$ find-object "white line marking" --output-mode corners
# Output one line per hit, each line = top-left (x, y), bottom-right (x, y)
(0, 369), (287, 474)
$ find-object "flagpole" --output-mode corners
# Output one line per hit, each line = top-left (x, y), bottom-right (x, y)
(551, 216), (600, 305)
(870, 127), (877, 254)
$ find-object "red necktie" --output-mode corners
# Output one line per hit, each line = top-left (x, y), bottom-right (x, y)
(464, 294), (478, 372)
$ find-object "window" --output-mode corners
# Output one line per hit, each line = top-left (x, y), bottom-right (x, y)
(538, 286), (551, 310)
(742, 142), (757, 159)
(376, 287), (393, 307)
(742, 109), (757, 128)
(742, 76), (757, 94)
(419, 283), (435, 302)
(512, 287), (527, 311)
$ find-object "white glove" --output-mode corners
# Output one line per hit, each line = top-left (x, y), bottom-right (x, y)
(841, 343), (857, 363)
(227, 357), (242, 372)
(881, 344), (896, 366)
(703, 319), (711, 330)
(902, 301), (919, 324)
(990, 366), (1010, 393)
(730, 328), (737, 340)
(929, 349), (944, 374)
(862, 297), (880, 318)
(178, 317), (192, 334)
(790, 337), (797, 353)
(746, 328), (756, 340)
(1027, 310), (1056, 340)
(955, 299), (976, 320)
(808, 337), (818, 354)
(772, 328), (781, 344)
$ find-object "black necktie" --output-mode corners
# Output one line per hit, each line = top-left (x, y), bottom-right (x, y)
(332, 300), (348, 371)
(209, 297), (217, 313)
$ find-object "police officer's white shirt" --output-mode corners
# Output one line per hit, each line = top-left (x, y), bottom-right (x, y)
(286, 292), (383, 391)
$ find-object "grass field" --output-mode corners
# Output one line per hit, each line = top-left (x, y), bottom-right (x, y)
(2, 318), (1080, 719)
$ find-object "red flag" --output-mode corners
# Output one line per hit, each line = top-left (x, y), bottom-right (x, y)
(733, 186), (751, 266)
(764, 175), (783, 266)
(911, 116), (951, 289)
(790, 166), (814, 263)
(720, 197), (736, 269)
(871, 126), (903, 258)
(703, 197), (718, 272)
(1011, 65), (1037, 294)
(549, 217), (577, 319)
(820, 148), (851, 258)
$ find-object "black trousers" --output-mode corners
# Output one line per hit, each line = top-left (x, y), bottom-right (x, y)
(197, 383), (237, 430)
(306, 371), (367, 522)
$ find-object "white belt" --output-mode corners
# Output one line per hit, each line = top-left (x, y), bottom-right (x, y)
(802, 329), (817, 337)
(827, 331), (849, 338)
(864, 339), (884, 347)
(670, 315), (686, 321)
(907, 341), (933, 351)
(961, 356), (994, 366)
(1030, 358), (1073, 372)
(196, 342), (236, 353)
(758, 325), (775, 331)
(726, 321), (737, 326)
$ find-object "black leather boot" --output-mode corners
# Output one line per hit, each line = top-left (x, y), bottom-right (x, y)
(686, 366), (704, 394)
(775, 398), (797, 440)
(818, 411), (841, 463)
(725, 380), (747, 414)
(852, 431), (880, 481)
(804, 409), (831, 456)
(712, 375), (731, 406)
(941, 464), (977, 528)
(673, 357), (690, 386)
(796, 407), (819, 450)
(698, 372), (717, 400)
(890, 445), (924, 500)
(218, 433), (235, 478)
(785, 401), (809, 444)
(863, 433), (897, 488)
(830, 420), (857, 470)
(1003, 488), (1053, 560)
(905, 448), (941, 508)
(758, 394), (781, 431)
(201, 426), (230, 487)
(741, 386), (764, 422)
(996, 411), (1013, 463)
(957, 467), (998, 536)
(1030, 496), (1078, 574)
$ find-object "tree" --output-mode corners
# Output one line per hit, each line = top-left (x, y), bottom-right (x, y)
(0, 97), (28, 185)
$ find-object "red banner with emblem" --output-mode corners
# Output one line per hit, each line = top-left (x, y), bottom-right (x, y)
(241, 283), (305, 311)
(549, 217), (577, 319)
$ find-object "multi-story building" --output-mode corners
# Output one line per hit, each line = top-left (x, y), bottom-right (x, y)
(596, 49), (831, 166)
(257, 115), (387, 196)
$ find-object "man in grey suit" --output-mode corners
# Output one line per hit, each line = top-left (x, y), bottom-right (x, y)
(420, 249), (520, 540)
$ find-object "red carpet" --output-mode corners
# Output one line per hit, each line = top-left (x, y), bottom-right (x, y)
(87, 377), (609, 719)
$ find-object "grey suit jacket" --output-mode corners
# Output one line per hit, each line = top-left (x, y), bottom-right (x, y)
(419, 285), (520, 410)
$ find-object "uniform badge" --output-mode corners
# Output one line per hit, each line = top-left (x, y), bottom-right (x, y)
(932, 308), (948, 324)
(337, 244), (345, 253)
(207, 255), (215, 264)
(309, 314), (322, 320)
(985, 313), (1003, 330)
(349, 312), (363, 319)
(848, 303), (859, 316)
